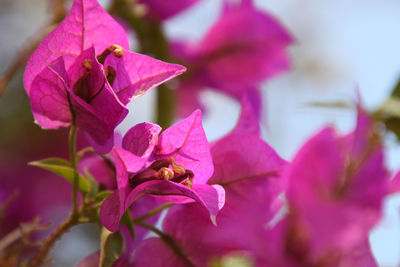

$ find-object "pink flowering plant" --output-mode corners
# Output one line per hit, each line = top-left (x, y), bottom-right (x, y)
(1, 0), (399, 266)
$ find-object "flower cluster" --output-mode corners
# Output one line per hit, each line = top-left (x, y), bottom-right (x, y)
(24, 0), (185, 153)
(1, 0), (398, 266)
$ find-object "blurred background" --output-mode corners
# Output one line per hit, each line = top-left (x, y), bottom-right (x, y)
(1, 0), (400, 266)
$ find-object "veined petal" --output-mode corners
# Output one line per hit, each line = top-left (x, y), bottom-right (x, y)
(156, 110), (213, 184)
(104, 51), (186, 105)
(122, 122), (162, 158)
(24, 0), (129, 95)
(100, 180), (223, 232)
(29, 57), (72, 129)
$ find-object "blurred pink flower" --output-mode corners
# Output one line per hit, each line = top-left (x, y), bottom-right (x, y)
(284, 106), (388, 264)
(138, 0), (200, 21)
(134, 95), (286, 266)
(171, 0), (293, 117)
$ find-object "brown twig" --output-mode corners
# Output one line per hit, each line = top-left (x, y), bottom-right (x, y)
(0, 217), (49, 255)
(0, 190), (19, 220)
(27, 211), (79, 267)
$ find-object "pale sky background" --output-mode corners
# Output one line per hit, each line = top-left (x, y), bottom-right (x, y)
(1, 0), (400, 266)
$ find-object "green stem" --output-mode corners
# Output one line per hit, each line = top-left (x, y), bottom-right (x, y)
(109, 0), (176, 128)
(134, 221), (195, 267)
(69, 124), (79, 215)
(132, 202), (172, 223)
(156, 84), (176, 129)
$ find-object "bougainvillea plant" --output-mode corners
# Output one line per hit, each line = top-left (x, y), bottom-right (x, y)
(1, 0), (399, 266)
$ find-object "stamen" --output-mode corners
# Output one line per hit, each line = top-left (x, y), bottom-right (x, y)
(97, 44), (125, 64)
(130, 169), (158, 188)
(82, 59), (93, 70)
(171, 161), (186, 176)
(182, 178), (193, 188)
(105, 66), (116, 86)
(172, 169), (194, 184)
(148, 158), (172, 171)
(110, 44), (124, 57)
(158, 167), (174, 180)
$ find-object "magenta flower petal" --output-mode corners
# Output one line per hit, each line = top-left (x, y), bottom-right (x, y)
(156, 109), (213, 184)
(172, 0), (292, 116)
(156, 204), (218, 266)
(129, 196), (164, 249)
(339, 240), (378, 267)
(122, 122), (162, 158)
(199, 1), (293, 89)
(231, 91), (261, 136)
(99, 190), (122, 233)
(24, 0), (129, 95)
(175, 81), (204, 118)
(210, 132), (286, 224)
(138, 0), (200, 21)
(210, 132), (285, 188)
(286, 108), (388, 261)
(78, 153), (116, 190)
(101, 180), (222, 232)
(29, 57), (72, 129)
(135, 202), (269, 266)
(113, 147), (148, 174)
(191, 184), (225, 215)
(100, 111), (223, 232)
(126, 182), (221, 214)
(134, 238), (178, 267)
(67, 48), (128, 152)
(390, 171), (400, 193)
(104, 51), (186, 105)
(134, 102), (286, 264)
(101, 147), (140, 231)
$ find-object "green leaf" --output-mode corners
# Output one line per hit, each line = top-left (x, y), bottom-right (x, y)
(99, 227), (123, 267)
(94, 191), (113, 202)
(83, 169), (99, 197)
(121, 209), (135, 239)
(306, 101), (352, 109)
(391, 76), (400, 98)
(210, 253), (253, 267)
(376, 98), (400, 141)
(29, 157), (90, 194)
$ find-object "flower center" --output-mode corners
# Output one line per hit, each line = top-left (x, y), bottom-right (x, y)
(130, 158), (194, 189)
(73, 59), (94, 102)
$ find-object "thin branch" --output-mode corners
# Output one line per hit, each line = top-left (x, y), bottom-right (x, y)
(0, 218), (49, 255)
(132, 202), (172, 223)
(135, 221), (195, 267)
(27, 211), (79, 267)
(110, 0), (176, 128)
(69, 124), (79, 215)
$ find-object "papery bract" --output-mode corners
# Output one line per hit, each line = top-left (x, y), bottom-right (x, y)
(285, 107), (388, 264)
(138, 0), (200, 21)
(171, 0), (293, 117)
(261, 218), (378, 267)
(78, 151), (116, 190)
(100, 110), (225, 232)
(103, 51), (186, 105)
(24, 0), (129, 93)
(24, 0), (185, 152)
(134, 98), (286, 266)
(390, 171), (400, 193)
(30, 47), (128, 152)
